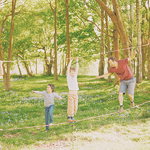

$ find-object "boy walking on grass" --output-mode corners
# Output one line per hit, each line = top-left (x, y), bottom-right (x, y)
(95, 51), (137, 113)
(32, 84), (61, 131)
(67, 57), (79, 123)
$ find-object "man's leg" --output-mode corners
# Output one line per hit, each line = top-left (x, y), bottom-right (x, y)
(118, 92), (124, 113)
(118, 81), (127, 113)
(128, 77), (136, 108)
(128, 94), (134, 108)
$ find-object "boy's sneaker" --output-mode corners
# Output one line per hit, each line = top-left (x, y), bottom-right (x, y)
(67, 118), (73, 123)
(72, 118), (77, 123)
(50, 123), (53, 126)
(130, 101), (134, 108)
(118, 107), (124, 113)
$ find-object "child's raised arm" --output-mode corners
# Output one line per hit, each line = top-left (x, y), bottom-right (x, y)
(67, 57), (73, 75)
(75, 57), (79, 74)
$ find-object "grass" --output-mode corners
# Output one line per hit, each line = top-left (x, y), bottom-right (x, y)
(0, 75), (150, 150)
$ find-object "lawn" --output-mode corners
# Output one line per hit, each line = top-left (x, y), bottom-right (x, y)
(0, 75), (150, 150)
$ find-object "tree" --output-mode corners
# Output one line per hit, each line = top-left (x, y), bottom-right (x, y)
(65, 0), (71, 64)
(136, 0), (142, 83)
(0, 0), (17, 90)
(144, 0), (150, 79)
(50, 0), (58, 80)
(99, 0), (105, 76)
(95, 0), (130, 58)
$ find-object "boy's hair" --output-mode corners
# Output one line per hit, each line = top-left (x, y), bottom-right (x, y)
(48, 84), (55, 92)
(70, 67), (76, 72)
(108, 56), (117, 62)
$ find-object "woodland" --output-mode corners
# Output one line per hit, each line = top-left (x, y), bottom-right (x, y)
(1, 1), (150, 149)
(0, 0), (150, 91)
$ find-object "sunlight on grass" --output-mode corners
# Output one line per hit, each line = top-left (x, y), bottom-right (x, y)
(0, 75), (150, 149)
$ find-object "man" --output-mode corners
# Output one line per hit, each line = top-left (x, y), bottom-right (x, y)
(95, 51), (137, 113)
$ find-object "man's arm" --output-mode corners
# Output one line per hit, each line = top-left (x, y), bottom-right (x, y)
(128, 51), (137, 61)
(67, 58), (73, 75)
(95, 73), (111, 79)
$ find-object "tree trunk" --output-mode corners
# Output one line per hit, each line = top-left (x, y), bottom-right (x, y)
(23, 61), (33, 77)
(49, 49), (53, 75)
(129, 3), (134, 73)
(44, 48), (53, 75)
(136, 0), (142, 83)
(148, 4), (150, 80)
(4, 0), (16, 90)
(65, 0), (71, 64)
(62, 53), (67, 75)
(141, 14), (147, 79)
(105, 0), (111, 82)
(99, 1), (105, 76)
(113, 26), (120, 85)
(95, 0), (129, 58)
(54, 0), (58, 80)
(17, 61), (22, 77)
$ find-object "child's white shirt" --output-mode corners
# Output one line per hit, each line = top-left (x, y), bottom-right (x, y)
(67, 73), (79, 91)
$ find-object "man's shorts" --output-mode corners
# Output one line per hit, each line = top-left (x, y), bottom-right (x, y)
(119, 76), (136, 95)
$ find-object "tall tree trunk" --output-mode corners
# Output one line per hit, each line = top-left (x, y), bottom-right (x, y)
(0, 1), (4, 64)
(44, 48), (53, 75)
(62, 53), (67, 75)
(129, 2), (135, 74)
(105, 0), (111, 82)
(17, 60), (22, 77)
(148, 1), (150, 80)
(23, 61), (33, 77)
(95, 0), (129, 58)
(141, 14), (147, 79)
(113, 26), (120, 85)
(129, 3), (134, 73)
(65, 0), (71, 65)
(99, 1), (105, 76)
(136, 0), (142, 83)
(49, 49), (53, 75)
(4, 0), (16, 90)
(54, 0), (58, 80)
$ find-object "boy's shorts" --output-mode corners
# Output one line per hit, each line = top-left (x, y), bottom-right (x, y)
(119, 76), (136, 95)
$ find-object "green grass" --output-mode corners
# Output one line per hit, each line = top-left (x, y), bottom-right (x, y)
(0, 75), (150, 150)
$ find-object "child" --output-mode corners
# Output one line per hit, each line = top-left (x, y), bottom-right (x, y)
(67, 57), (79, 123)
(32, 84), (61, 131)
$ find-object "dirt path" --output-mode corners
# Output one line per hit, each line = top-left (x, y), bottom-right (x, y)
(23, 120), (150, 150)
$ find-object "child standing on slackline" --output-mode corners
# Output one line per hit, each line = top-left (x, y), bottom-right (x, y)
(32, 84), (62, 131)
(67, 57), (79, 123)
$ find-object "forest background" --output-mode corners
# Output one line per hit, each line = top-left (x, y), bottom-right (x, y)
(0, 0), (150, 90)
(1, 0), (150, 149)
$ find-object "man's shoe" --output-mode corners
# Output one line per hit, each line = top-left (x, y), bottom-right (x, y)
(130, 101), (134, 108)
(118, 107), (124, 113)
